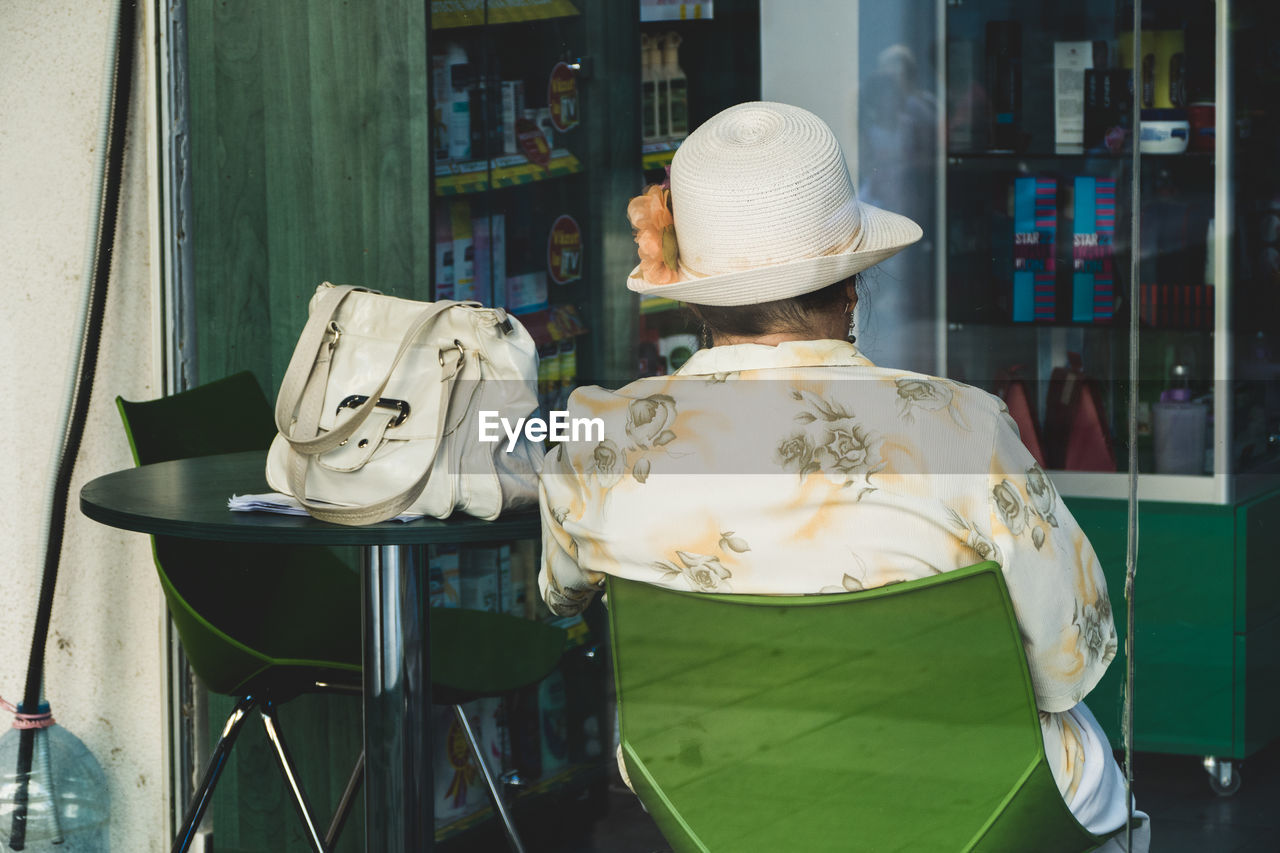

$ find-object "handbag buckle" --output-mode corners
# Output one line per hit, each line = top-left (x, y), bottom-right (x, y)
(336, 395), (411, 427)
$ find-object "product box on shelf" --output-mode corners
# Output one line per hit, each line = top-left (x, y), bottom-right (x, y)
(501, 80), (526, 155)
(433, 705), (486, 823)
(1139, 284), (1215, 329)
(506, 270), (549, 315)
(1072, 176), (1117, 323)
(1012, 176), (1056, 322)
(1054, 42), (1095, 147)
(985, 21), (1022, 151)
(1084, 69), (1133, 153)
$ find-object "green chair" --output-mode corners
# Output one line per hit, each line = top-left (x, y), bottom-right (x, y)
(120, 372), (566, 853)
(607, 561), (1116, 853)
(118, 372), (363, 853)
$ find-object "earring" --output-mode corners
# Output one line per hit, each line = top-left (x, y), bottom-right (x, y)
(700, 322), (711, 349)
(846, 307), (857, 345)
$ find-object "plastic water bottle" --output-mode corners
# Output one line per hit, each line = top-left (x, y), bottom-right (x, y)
(0, 704), (109, 851)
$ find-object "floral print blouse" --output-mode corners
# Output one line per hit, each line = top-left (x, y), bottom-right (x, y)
(538, 339), (1118, 725)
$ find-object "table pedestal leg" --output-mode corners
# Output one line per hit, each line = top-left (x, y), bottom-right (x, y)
(361, 544), (432, 851)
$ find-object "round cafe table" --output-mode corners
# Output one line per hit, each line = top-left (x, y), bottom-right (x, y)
(80, 449), (540, 852)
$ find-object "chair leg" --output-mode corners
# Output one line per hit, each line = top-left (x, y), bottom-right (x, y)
(324, 749), (364, 850)
(454, 704), (527, 853)
(259, 698), (328, 853)
(171, 695), (256, 853)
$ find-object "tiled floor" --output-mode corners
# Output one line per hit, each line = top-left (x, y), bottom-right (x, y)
(558, 741), (1280, 852)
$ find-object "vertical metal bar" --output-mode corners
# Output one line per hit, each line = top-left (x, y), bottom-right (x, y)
(935, 0), (949, 377)
(1214, 0), (1233, 502)
(156, 0), (201, 841)
(1124, 5), (1143, 849)
(362, 544), (432, 852)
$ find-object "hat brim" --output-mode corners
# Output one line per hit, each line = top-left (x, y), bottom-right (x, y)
(626, 203), (923, 307)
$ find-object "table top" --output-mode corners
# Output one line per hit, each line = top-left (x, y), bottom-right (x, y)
(80, 450), (541, 545)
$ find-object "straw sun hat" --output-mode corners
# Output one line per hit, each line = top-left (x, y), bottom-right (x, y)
(626, 101), (922, 307)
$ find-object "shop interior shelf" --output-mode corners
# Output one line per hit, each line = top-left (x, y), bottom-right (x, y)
(641, 138), (684, 171)
(430, 0), (580, 31)
(434, 149), (583, 195)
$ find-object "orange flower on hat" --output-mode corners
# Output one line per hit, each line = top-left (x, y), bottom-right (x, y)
(627, 185), (680, 285)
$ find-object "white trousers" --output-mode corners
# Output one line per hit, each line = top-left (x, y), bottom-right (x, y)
(1058, 702), (1151, 853)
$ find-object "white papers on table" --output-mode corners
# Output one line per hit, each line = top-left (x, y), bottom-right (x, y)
(228, 493), (424, 523)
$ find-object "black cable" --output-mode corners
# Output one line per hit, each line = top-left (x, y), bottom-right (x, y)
(9, 1), (138, 848)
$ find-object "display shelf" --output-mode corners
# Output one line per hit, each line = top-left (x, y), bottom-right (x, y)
(642, 138), (684, 171)
(434, 150), (584, 196)
(431, 0), (580, 31)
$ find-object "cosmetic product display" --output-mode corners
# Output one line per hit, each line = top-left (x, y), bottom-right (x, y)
(506, 270), (548, 315)
(435, 42), (472, 161)
(1139, 284), (1215, 329)
(661, 32), (689, 139)
(1187, 101), (1215, 152)
(1012, 176), (1056, 322)
(985, 21), (1022, 151)
(501, 80), (526, 154)
(1138, 109), (1189, 154)
(1072, 176), (1117, 323)
(1083, 69), (1133, 153)
(641, 34), (662, 141)
(1054, 42), (1094, 147)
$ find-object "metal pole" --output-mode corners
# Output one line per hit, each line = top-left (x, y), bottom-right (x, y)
(362, 544), (433, 851)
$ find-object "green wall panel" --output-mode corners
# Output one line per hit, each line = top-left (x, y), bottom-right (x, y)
(187, 1), (429, 850)
(189, 0), (430, 393)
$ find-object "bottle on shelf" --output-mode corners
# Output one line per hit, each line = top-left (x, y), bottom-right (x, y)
(661, 32), (689, 140)
(641, 34), (663, 142)
(434, 42), (472, 162)
(1153, 363), (1209, 475)
(985, 21), (1022, 152)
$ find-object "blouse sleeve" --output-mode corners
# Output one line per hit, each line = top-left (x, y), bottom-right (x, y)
(986, 409), (1118, 713)
(538, 442), (600, 617)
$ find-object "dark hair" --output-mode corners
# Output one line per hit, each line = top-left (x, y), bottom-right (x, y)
(689, 274), (861, 339)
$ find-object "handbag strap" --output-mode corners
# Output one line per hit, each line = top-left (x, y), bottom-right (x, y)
(275, 284), (467, 455)
(271, 283), (477, 524)
(282, 349), (465, 525)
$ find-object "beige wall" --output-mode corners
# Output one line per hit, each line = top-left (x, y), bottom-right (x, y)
(0, 1), (167, 850)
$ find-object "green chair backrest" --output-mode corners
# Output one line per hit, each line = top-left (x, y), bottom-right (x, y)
(117, 372), (361, 696)
(607, 562), (1109, 853)
(429, 607), (567, 704)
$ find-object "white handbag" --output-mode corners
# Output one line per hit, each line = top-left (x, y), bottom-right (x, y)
(266, 283), (544, 525)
